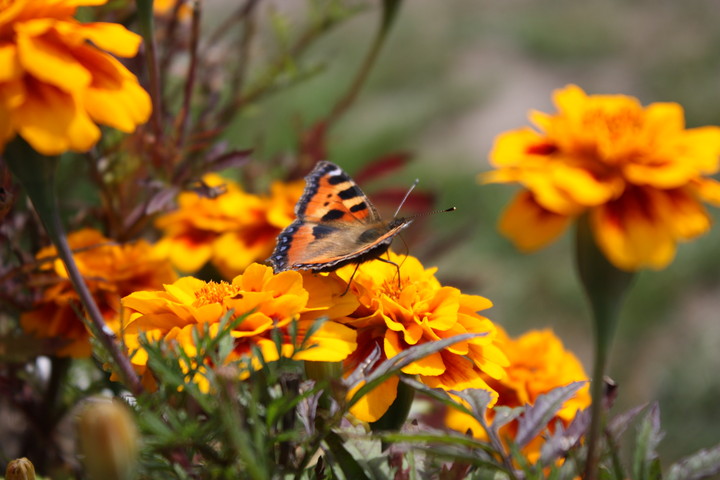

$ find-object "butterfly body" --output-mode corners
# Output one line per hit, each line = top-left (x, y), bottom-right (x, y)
(269, 161), (413, 273)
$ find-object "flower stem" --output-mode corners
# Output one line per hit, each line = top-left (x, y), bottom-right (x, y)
(136, 0), (164, 147)
(326, 0), (404, 125)
(4, 139), (143, 396)
(575, 214), (634, 480)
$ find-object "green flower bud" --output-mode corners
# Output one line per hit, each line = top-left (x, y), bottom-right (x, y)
(76, 398), (139, 480)
(5, 458), (36, 480)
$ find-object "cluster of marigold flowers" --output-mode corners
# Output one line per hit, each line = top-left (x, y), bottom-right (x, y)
(21, 174), (592, 459)
(10, 0), (720, 463)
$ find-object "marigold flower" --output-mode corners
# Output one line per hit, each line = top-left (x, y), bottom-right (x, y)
(446, 327), (590, 461)
(334, 251), (508, 423)
(0, 0), (151, 155)
(120, 263), (358, 390)
(154, 174), (304, 278)
(483, 84), (720, 270)
(20, 228), (177, 357)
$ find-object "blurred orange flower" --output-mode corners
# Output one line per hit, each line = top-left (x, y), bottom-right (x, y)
(483, 84), (720, 270)
(0, 0), (151, 155)
(446, 327), (590, 462)
(120, 264), (358, 390)
(20, 228), (177, 357)
(155, 174), (304, 278)
(334, 251), (508, 423)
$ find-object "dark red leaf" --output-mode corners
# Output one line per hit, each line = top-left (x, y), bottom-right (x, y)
(353, 152), (412, 184)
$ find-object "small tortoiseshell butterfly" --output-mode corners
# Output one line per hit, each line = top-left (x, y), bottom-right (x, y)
(269, 161), (414, 273)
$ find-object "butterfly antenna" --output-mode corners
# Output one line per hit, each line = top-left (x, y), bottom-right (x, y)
(407, 206), (457, 220)
(393, 178), (420, 219)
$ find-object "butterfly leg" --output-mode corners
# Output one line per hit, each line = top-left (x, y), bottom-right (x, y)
(341, 262), (362, 296)
(375, 256), (402, 290)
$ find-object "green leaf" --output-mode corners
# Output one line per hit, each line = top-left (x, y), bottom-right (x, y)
(324, 430), (372, 480)
(347, 333), (486, 408)
(632, 402), (664, 480)
(667, 443), (720, 480)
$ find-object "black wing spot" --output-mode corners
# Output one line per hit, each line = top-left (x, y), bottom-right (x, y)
(338, 185), (361, 200)
(312, 224), (334, 239)
(328, 175), (348, 185)
(321, 209), (345, 221)
(349, 202), (367, 213)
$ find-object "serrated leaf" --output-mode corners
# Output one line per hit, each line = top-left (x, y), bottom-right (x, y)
(539, 409), (591, 465)
(348, 333), (485, 408)
(633, 402), (664, 480)
(607, 403), (648, 442)
(450, 388), (495, 423)
(491, 406), (525, 430)
(377, 429), (495, 454)
(514, 381), (586, 448)
(667, 443), (720, 480)
(400, 376), (471, 416)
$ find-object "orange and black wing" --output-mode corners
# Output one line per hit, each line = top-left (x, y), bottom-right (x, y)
(269, 161), (408, 272)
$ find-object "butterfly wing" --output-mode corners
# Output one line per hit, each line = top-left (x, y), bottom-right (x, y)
(269, 161), (410, 272)
(294, 161), (381, 224)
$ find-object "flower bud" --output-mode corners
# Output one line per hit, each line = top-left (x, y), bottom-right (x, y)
(5, 458), (36, 480)
(76, 398), (139, 480)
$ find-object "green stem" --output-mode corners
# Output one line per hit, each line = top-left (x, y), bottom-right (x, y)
(4, 139), (143, 396)
(136, 0), (164, 146)
(575, 214), (634, 480)
(326, 0), (404, 126)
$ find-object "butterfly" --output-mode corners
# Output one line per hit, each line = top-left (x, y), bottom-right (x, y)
(268, 161), (414, 274)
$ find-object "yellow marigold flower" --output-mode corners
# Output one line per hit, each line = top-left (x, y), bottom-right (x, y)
(0, 0), (151, 155)
(446, 327), (590, 462)
(155, 174), (304, 278)
(483, 84), (720, 270)
(334, 251), (508, 423)
(120, 263), (358, 390)
(20, 228), (177, 357)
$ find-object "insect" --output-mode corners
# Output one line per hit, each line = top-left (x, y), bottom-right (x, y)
(268, 161), (416, 275)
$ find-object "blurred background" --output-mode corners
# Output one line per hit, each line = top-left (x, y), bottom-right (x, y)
(209, 0), (720, 464)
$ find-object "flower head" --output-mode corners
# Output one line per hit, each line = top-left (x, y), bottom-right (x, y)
(155, 174), (304, 278)
(483, 84), (720, 270)
(446, 327), (590, 461)
(335, 251), (508, 423)
(120, 264), (358, 390)
(0, 0), (151, 155)
(20, 228), (177, 357)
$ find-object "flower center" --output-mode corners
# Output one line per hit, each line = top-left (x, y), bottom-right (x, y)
(193, 281), (241, 307)
(582, 106), (644, 141)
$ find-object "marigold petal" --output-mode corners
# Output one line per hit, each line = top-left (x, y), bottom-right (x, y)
(591, 196), (675, 270)
(498, 191), (571, 251)
(487, 128), (547, 169)
(348, 375), (399, 423)
(14, 81), (100, 154)
(154, 236), (212, 273)
(78, 48), (150, 131)
(294, 321), (357, 361)
(74, 22), (143, 57)
(693, 178), (720, 206)
(385, 330), (445, 376)
(16, 24), (91, 91)
(0, 43), (22, 82)
(649, 188), (710, 240)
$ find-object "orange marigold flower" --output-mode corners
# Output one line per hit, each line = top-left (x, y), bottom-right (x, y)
(155, 174), (304, 278)
(482, 84), (720, 270)
(153, 0), (192, 20)
(120, 263), (358, 390)
(0, 0), (151, 155)
(446, 327), (591, 462)
(20, 228), (177, 357)
(334, 251), (508, 423)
